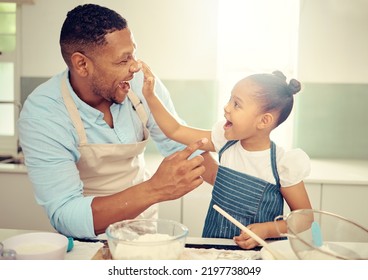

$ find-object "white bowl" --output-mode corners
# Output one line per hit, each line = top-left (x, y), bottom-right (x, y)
(106, 219), (188, 260)
(2, 232), (68, 260)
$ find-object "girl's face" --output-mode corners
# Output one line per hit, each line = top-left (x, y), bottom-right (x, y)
(223, 78), (264, 141)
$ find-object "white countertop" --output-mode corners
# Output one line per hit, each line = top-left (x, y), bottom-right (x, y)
(0, 163), (27, 174)
(304, 159), (368, 185)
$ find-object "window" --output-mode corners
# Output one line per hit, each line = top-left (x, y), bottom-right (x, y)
(217, 0), (300, 148)
(0, 2), (20, 156)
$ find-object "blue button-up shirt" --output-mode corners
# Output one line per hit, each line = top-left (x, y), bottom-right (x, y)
(18, 69), (190, 238)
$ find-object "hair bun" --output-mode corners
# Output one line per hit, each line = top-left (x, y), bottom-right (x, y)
(272, 70), (286, 82)
(288, 79), (301, 95)
(272, 70), (301, 95)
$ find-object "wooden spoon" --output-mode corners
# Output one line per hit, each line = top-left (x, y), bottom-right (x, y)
(213, 204), (287, 260)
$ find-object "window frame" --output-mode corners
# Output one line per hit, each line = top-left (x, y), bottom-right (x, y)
(0, 3), (21, 157)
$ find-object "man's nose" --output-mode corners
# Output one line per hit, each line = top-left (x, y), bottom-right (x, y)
(129, 59), (142, 73)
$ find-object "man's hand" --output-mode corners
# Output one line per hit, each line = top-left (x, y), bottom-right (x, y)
(148, 138), (208, 201)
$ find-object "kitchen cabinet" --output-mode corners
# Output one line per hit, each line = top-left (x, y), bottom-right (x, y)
(304, 160), (368, 229)
(284, 182), (368, 228)
(322, 184), (368, 228)
(0, 166), (54, 231)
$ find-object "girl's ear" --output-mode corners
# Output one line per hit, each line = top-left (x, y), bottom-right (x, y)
(257, 113), (274, 129)
(70, 52), (91, 77)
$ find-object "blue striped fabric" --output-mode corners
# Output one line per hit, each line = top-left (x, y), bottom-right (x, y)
(202, 141), (284, 239)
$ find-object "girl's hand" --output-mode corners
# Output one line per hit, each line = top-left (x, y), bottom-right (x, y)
(139, 60), (156, 99)
(233, 223), (270, 250)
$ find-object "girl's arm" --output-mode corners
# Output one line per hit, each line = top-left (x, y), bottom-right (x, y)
(265, 181), (312, 238)
(281, 181), (312, 212)
(141, 61), (215, 152)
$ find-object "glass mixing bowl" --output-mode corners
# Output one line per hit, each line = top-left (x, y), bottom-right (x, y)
(275, 209), (368, 260)
(106, 218), (188, 260)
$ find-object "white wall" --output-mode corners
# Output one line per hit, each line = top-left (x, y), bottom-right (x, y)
(298, 0), (368, 83)
(21, 0), (368, 83)
(20, 0), (75, 76)
(20, 0), (218, 80)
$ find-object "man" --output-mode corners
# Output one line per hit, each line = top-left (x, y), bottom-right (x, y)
(18, 4), (217, 239)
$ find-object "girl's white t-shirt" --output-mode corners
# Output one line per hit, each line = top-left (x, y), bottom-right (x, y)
(211, 120), (311, 187)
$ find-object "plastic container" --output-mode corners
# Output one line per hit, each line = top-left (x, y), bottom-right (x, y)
(1, 232), (68, 260)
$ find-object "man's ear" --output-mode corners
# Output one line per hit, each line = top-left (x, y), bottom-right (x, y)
(70, 52), (90, 77)
(257, 113), (274, 129)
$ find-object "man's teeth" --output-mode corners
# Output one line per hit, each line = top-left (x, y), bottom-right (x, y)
(118, 81), (130, 89)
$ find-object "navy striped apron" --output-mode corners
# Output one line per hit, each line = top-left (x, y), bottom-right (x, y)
(202, 140), (284, 239)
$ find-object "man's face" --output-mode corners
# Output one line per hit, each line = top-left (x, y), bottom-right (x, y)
(88, 28), (140, 104)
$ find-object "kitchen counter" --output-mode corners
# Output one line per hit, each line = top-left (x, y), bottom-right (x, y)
(1, 157), (368, 184)
(305, 159), (368, 185)
(0, 162), (27, 174)
(0, 228), (261, 260)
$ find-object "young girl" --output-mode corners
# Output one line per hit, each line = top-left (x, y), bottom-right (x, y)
(141, 62), (312, 249)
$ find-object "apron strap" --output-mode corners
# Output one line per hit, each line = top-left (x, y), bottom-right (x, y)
(270, 141), (281, 186)
(61, 74), (88, 145)
(127, 90), (148, 127)
(219, 140), (281, 186)
(218, 140), (238, 162)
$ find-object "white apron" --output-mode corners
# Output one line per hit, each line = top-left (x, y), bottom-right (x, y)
(61, 76), (157, 219)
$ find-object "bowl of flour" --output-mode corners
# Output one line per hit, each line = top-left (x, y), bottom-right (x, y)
(106, 219), (188, 260)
